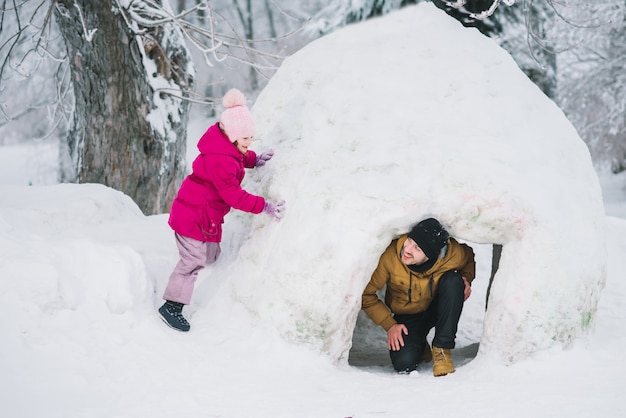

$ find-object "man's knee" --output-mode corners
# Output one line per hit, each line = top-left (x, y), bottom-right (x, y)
(438, 271), (464, 292)
(436, 271), (465, 310)
(389, 339), (429, 373)
(390, 347), (420, 373)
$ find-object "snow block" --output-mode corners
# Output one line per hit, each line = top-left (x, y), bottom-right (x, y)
(0, 184), (151, 322)
(228, 3), (606, 363)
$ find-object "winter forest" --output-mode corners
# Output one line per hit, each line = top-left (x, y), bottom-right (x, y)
(1, 0), (626, 213)
(2, 1), (626, 417)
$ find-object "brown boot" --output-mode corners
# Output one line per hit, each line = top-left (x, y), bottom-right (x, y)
(432, 346), (455, 376)
(420, 340), (432, 363)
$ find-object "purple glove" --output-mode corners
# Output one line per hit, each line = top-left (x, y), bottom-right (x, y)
(256, 149), (275, 167)
(263, 200), (286, 222)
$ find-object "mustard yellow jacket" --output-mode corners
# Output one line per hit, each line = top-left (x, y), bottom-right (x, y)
(362, 234), (476, 331)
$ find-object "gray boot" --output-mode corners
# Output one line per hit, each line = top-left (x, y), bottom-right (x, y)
(158, 301), (190, 332)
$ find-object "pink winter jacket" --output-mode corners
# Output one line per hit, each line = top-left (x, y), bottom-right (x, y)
(168, 123), (265, 242)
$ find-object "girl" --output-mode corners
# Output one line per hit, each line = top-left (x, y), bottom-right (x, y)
(158, 88), (285, 331)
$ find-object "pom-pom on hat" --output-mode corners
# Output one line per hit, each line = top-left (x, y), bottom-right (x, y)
(220, 88), (256, 143)
(407, 218), (450, 260)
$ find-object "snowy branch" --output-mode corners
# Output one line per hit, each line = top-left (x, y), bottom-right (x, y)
(1, 0), (65, 119)
(73, 3), (97, 41)
(442, 0), (516, 20)
(541, 0), (608, 29)
(115, 0), (286, 72)
(152, 86), (219, 106)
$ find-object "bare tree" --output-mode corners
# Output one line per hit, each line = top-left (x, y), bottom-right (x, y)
(232, 0), (259, 90)
(1, 0), (288, 214)
(0, 0), (71, 145)
(51, 1), (194, 215)
(555, 2), (626, 174)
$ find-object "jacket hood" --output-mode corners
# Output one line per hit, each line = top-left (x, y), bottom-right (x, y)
(396, 234), (459, 274)
(197, 123), (241, 159)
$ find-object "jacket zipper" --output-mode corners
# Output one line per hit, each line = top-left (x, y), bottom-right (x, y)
(408, 273), (435, 302)
(429, 275), (434, 297)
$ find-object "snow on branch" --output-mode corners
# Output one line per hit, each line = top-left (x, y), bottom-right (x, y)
(442, 0), (516, 20)
(121, 0), (173, 27)
(74, 2), (97, 41)
(115, 0), (285, 71)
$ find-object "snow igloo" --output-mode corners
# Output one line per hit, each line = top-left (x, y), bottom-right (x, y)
(222, 3), (606, 364)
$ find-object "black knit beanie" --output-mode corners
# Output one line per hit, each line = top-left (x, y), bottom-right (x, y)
(407, 218), (450, 260)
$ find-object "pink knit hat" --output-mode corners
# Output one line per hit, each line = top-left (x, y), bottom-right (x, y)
(220, 88), (255, 143)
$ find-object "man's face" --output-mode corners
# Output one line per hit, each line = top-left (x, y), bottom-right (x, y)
(401, 237), (429, 266)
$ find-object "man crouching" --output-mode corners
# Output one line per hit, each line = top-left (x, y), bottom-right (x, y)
(361, 218), (476, 376)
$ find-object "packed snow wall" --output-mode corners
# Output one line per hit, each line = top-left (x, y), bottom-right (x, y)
(224, 3), (606, 364)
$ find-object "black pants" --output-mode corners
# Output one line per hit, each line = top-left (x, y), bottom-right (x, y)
(389, 271), (465, 373)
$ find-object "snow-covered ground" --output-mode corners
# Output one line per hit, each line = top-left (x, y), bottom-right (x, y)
(1, 4), (625, 418)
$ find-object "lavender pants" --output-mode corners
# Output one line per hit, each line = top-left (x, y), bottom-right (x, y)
(162, 233), (221, 305)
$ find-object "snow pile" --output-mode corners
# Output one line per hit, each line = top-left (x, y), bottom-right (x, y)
(219, 3), (606, 363)
(0, 184), (151, 323)
(0, 182), (622, 418)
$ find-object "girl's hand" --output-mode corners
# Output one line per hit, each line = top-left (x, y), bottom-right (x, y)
(256, 149), (274, 167)
(263, 200), (286, 222)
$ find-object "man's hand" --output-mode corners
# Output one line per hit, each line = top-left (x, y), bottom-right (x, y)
(387, 323), (408, 351)
(462, 276), (472, 301)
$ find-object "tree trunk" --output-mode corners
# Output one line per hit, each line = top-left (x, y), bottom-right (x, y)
(54, 0), (194, 214)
